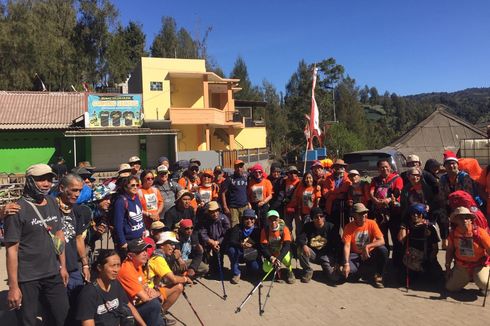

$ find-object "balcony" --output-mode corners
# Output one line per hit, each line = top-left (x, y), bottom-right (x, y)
(168, 107), (244, 128)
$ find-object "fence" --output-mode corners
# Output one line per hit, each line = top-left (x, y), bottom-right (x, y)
(220, 147), (269, 168)
(460, 138), (490, 167)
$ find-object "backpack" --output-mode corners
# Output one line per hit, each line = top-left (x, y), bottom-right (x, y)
(107, 193), (129, 229)
(373, 175), (400, 199)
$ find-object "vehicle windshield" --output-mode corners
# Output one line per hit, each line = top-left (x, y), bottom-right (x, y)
(343, 152), (395, 175)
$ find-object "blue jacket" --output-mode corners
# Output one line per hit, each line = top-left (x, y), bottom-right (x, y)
(113, 193), (144, 245)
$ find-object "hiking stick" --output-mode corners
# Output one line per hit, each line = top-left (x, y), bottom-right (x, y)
(216, 251), (227, 300)
(404, 228), (410, 293)
(182, 290), (205, 326)
(260, 267), (279, 316)
(235, 267), (275, 313)
(194, 278), (225, 300)
(483, 267), (490, 307)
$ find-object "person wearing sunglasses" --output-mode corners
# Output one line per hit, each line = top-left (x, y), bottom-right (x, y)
(247, 163), (273, 227)
(173, 219), (208, 278)
(138, 170), (164, 230)
(154, 164), (182, 218)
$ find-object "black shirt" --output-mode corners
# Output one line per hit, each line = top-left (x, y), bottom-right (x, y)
(164, 205), (195, 230)
(4, 196), (62, 282)
(62, 204), (89, 272)
(297, 221), (342, 259)
(407, 223), (439, 257)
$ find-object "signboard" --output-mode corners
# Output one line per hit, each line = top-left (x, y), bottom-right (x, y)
(86, 94), (142, 128)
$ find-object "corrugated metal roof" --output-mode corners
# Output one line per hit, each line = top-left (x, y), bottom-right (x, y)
(0, 91), (85, 130)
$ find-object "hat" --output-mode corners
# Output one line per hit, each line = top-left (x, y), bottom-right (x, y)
(270, 163), (281, 173)
(407, 167), (421, 175)
(26, 164), (56, 178)
(92, 185), (114, 201)
(127, 239), (151, 253)
(214, 165), (223, 173)
(352, 203), (369, 214)
(444, 156), (458, 164)
(201, 169), (213, 177)
(450, 206), (475, 223)
(310, 207), (324, 218)
(332, 159), (348, 167)
(179, 219), (193, 229)
(443, 150), (458, 164)
(189, 158), (201, 166)
(311, 160), (323, 168)
(242, 209), (257, 219)
(118, 163), (132, 175)
(287, 166), (299, 173)
(266, 210), (280, 219)
(207, 201), (220, 211)
(71, 166), (92, 177)
(408, 203), (428, 218)
(348, 169), (360, 176)
(128, 156), (141, 164)
(150, 221), (165, 231)
(407, 154), (420, 163)
(234, 159), (244, 166)
(156, 231), (179, 245)
(175, 189), (193, 202)
(250, 163), (264, 173)
(79, 161), (96, 171)
(157, 165), (169, 174)
(158, 156), (169, 165)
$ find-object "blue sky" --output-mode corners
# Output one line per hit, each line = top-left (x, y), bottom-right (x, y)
(117, 0), (490, 96)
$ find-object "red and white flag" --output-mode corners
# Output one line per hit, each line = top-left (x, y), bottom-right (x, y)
(308, 67), (322, 149)
(82, 82), (89, 92)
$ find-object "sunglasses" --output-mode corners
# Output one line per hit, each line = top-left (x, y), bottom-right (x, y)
(243, 217), (255, 221)
(184, 227), (194, 230)
(128, 184), (138, 188)
(145, 177), (154, 181)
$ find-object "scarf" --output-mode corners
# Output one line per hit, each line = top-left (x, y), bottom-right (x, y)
(23, 176), (49, 203)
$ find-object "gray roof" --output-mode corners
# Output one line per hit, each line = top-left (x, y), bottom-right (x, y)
(387, 105), (486, 164)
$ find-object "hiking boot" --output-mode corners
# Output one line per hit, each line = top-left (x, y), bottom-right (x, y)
(231, 274), (240, 284)
(373, 273), (384, 289)
(301, 270), (313, 283)
(286, 270), (296, 284)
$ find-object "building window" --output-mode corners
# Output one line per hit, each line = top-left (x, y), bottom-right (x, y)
(150, 81), (163, 91)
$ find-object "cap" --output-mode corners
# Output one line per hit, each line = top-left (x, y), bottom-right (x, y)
(175, 189), (194, 202)
(128, 156), (141, 164)
(332, 159), (348, 167)
(127, 239), (151, 253)
(189, 158), (201, 166)
(234, 159), (245, 166)
(450, 206), (475, 223)
(407, 154), (420, 163)
(201, 169), (213, 177)
(214, 165), (223, 173)
(179, 219), (193, 229)
(352, 203), (369, 214)
(408, 203), (428, 218)
(287, 166), (299, 173)
(242, 209), (257, 219)
(150, 221), (165, 231)
(266, 210), (280, 219)
(157, 165), (169, 174)
(189, 163), (200, 169)
(310, 207), (324, 218)
(26, 164), (56, 178)
(158, 156), (169, 165)
(207, 201), (220, 211)
(348, 169), (360, 176)
(156, 231), (179, 245)
(71, 167), (92, 176)
(311, 160), (323, 168)
(92, 185), (114, 201)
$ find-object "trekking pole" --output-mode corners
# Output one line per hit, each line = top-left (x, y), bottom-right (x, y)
(260, 267), (279, 316)
(483, 265), (490, 307)
(405, 228), (410, 293)
(182, 290), (205, 326)
(216, 251), (227, 300)
(235, 267), (275, 313)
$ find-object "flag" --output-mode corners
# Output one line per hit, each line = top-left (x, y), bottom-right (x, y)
(308, 67), (322, 149)
(82, 82), (89, 92)
(35, 73), (47, 91)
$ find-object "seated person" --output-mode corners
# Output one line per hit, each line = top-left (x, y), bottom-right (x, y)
(260, 210), (295, 284)
(398, 204), (442, 283)
(198, 201), (230, 274)
(117, 239), (165, 326)
(297, 207), (342, 283)
(342, 203), (388, 288)
(174, 219), (208, 277)
(143, 220), (166, 257)
(147, 232), (193, 324)
(164, 190), (195, 232)
(226, 208), (262, 284)
(76, 250), (145, 326)
(445, 206), (490, 293)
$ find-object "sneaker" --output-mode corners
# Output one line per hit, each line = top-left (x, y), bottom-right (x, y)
(301, 270), (313, 283)
(286, 270), (296, 284)
(231, 274), (240, 284)
(163, 315), (176, 326)
(441, 239), (448, 250)
(373, 273), (384, 289)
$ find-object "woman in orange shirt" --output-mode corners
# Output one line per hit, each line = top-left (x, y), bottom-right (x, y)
(247, 164), (273, 227)
(196, 169), (219, 207)
(283, 166), (301, 231)
(290, 171), (321, 236)
(138, 170), (164, 230)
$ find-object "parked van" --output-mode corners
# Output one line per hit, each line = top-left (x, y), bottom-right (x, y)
(343, 148), (407, 177)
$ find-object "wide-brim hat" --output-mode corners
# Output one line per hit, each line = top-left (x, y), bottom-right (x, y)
(352, 203), (369, 214)
(332, 159), (348, 167)
(175, 189), (194, 203)
(450, 206), (475, 223)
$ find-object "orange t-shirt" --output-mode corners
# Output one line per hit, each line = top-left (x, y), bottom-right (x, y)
(197, 184), (219, 204)
(138, 187), (163, 215)
(118, 260), (147, 303)
(291, 184), (321, 215)
(448, 226), (490, 265)
(285, 178), (301, 210)
(178, 176), (200, 210)
(247, 178), (273, 204)
(320, 173), (352, 215)
(342, 219), (384, 254)
(260, 225), (292, 256)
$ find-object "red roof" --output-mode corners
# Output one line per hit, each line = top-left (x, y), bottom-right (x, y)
(0, 91), (85, 130)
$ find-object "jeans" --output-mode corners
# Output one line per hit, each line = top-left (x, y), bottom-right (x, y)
(17, 274), (69, 326)
(227, 246), (260, 276)
(136, 298), (165, 326)
(299, 246), (339, 281)
(348, 246), (389, 278)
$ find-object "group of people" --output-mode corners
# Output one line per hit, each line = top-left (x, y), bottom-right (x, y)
(1, 150), (490, 325)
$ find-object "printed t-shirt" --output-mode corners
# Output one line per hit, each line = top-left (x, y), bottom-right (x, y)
(117, 259), (147, 304)
(284, 178), (301, 209)
(291, 184), (321, 215)
(197, 184), (219, 204)
(260, 225), (292, 257)
(248, 178), (273, 204)
(448, 226), (490, 265)
(146, 254), (172, 289)
(342, 219), (384, 254)
(138, 187), (163, 228)
(221, 173), (248, 208)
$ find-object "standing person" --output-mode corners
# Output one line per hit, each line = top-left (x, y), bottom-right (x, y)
(342, 203), (388, 288)
(445, 206), (490, 293)
(76, 250), (145, 326)
(221, 160), (249, 227)
(112, 176), (145, 258)
(297, 207), (342, 284)
(196, 169), (219, 207)
(400, 167), (435, 224)
(164, 189), (196, 231)
(346, 170), (370, 211)
(51, 156), (68, 180)
(268, 164), (286, 214)
(290, 171), (321, 237)
(138, 170), (164, 229)
(86, 185), (112, 252)
(4, 164), (69, 326)
(311, 160), (327, 184)
(213, 165), (226, 187)
(128, 156), (143, 178)
(154, 164), (182, 218)
(158, 156), (170, 169)
(226, 209), (262, 284)
(175, 219), (208, 277)
(178, 161), (201, 191)
(283, 166), (301, 232)
(247, 163), (273, 227)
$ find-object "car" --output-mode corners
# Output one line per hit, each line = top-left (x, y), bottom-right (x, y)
(342, 148), (407, 177)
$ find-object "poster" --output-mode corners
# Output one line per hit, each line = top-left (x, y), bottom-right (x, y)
(86, 94), (142, 128)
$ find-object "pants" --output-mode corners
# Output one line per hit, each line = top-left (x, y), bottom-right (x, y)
(375, 210), (403, 268)
(299, 246), (339, 281)
(446, 264), (490, 291)
(263, 252), (292, 273)
(207, 249), (225, 275)
(184, 259), (209, 275)
(348, 246), (389, 278)
(227, 246), (261, 276)
(136, 298), (165, 326)
(17, 274), (69, 326)
(229, 205), (248, 227)
(66, 269), (85, 325)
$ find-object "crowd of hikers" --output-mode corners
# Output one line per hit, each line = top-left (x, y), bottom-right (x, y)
(1, 150), (490, 325)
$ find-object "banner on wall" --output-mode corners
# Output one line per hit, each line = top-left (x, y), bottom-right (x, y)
(86, 94), (142, 128)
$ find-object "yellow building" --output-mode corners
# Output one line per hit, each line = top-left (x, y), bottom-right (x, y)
(128, 57), (267, 152)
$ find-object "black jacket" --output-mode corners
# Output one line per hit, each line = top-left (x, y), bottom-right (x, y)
(297, 221), (342, 261)
(225, 224), (261, 250)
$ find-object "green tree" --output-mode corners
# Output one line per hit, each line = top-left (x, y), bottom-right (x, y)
(151, 16), (178, 58)
(124, 21), (147, 66)
(230, 56), (260, 100)
(261, 80), (288, 159)
(176, 28), (197, 58)
(324, 122), (365, 157)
